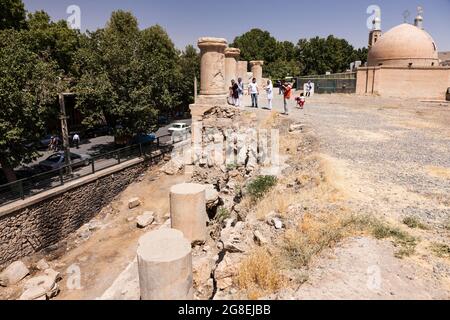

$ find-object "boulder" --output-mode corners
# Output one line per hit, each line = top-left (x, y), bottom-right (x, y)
(160, 158), (184, 175)
(21, 274), (60, 300)
(136, 212), (155, 228)
(205, 185), (220, 209)
(36, 259), (50, 271)
(44, 269), (62, 283)
(215, 253), (240, 290)
(0, 261), (29, 287)
(19, 286), (47, 300)
(253, 231), (268, 246)
(271, 218), (284, 230)
(128, 197), (142, 209)
(193, 255), (214, 299)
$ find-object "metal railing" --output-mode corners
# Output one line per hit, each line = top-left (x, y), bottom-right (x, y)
(0, 136), (173, 207)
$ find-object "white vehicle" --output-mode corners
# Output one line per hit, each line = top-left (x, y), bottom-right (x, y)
(168, 123), (191, 135)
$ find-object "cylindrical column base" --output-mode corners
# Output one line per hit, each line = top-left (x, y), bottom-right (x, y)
(137, 229), (193, 300)
(170, 183), (207, 244)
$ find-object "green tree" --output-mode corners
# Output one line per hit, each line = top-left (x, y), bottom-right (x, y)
(175, 45), (200, 113)
(74, 11), (181, 139)
(0, 0), (26, 30)
(232, 29), (278, 69)
(298, 35), (366, 75)
(0, 29), (61, 182)
(25, 11), (80, 74)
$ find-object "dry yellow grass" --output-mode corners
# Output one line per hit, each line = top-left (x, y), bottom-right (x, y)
(426, 166), (450, 180)
(254, 191), (298, 221)
(237, 248), (285, 300)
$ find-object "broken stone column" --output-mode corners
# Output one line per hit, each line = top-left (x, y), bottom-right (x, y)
(250, 60), (264, 87)
(237, 61), (248, 86)
(137, 229), (193, 300)
(224, 47), (240, 90)
(170, 183), (207, 244)
(198, 37), (228, 97)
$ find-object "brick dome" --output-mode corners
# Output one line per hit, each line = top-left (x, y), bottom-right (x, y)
(368, 23), (439, 67)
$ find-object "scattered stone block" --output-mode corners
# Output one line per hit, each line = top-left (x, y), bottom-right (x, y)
(137, 212), (155, 228)
(36, 259), (50, 271)
(128, 197), (142, 209)
(19, 286), (47, 300)
(253, 231), (268, 246)
(0, 261), (29, 287)
(44, 269), (62, 283)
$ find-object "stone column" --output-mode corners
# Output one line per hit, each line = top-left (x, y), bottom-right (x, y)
(250, 60), (264, 87)
(137, 229), (193, 300)
(170, 183), (207, 244)
(237, 61), (248, 85)
(198, 37), (228, 96)
(224, 47), (241, 90)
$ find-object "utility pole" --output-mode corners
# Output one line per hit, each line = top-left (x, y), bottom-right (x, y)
(59, 93), (72, 175)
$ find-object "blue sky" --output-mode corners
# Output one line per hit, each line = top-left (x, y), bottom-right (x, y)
(23, 0), (450, 51)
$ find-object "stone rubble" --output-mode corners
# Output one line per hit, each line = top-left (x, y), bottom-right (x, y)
(128, 197), (142, 209)
(136, 212), (155, 228)
(0, 261), (29, 287)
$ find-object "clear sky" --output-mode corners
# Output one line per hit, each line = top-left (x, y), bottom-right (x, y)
(23, 0), (450, 51)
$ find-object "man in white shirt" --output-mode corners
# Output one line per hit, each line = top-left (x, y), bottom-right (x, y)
(73, 133), (80, 149)
(248, 78), (259, 108)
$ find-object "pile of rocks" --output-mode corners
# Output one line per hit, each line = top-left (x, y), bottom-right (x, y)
(0, 259), (62, 300)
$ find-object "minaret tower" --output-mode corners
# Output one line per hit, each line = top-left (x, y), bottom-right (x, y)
(368, 16), (382, 49)
(414, 6), (424, 29)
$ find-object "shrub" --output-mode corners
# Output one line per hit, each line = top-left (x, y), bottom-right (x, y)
(247, 176), (277, 202)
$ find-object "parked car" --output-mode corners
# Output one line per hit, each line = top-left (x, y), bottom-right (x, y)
(168, 123), (191, 135)
(130, 133), (157, 145)
(39, 152), (91, 171)
(84, 126), (113, 138)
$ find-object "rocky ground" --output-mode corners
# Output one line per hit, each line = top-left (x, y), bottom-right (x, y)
(1, 94), (449, 300)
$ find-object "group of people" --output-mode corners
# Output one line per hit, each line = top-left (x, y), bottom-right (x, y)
(229, 78), (311, 116)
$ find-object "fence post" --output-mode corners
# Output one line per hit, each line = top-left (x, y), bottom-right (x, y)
(117, 151), (121, 164)
(59, 169), (64, 186)
(139, 143), (143, 157)
(91, 158), (95, 174)
(19, 180), (24, 200)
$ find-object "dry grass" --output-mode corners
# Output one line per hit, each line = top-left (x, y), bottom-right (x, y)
(426, 166), (450, 180)
(236, 248), (285, 300)
(431, 243), (450, 259)
(254, 191), (298, 221)
(281, 212), (357, 268)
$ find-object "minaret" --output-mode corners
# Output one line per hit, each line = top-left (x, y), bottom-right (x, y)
(368, 16), (382, 49)
(414, 6), (424, 29)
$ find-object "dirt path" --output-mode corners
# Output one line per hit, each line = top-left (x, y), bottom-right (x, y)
(284, 95), (450, 299)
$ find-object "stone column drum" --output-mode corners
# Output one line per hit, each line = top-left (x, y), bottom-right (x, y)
(237, 61), (248, 85)
(170, 183), (207, 244)
(198, 37), (228, 96)
(224, 47), (241, 90)
(137, 229), (193, 300)
(250, 60), (264, 87)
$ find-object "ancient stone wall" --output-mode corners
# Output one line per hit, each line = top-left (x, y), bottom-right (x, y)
(0, 162), (150, 269)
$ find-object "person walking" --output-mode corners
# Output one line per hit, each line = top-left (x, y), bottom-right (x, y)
(305, 80), (312, 97)
(282, 81), (292, 115)
(237, 77), (244, 104)
(230, 80), (240, 107)
(73, 133), (80, 149)
(248, 78), (259, 108)
(277, 80), (282, 95)
(266, 79), (274, 110)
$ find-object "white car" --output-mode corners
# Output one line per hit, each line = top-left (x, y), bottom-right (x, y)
(168, 123), (191, 135)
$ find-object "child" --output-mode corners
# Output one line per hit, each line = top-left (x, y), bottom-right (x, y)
(295, 93), (306, 109)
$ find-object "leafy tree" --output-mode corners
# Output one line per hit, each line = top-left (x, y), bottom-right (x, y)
(0, 29), (62, 182)
(74, 11), (182, 138)
(175, 45), (200, 113)
(298, 35), (365, 75)
(25, 11), (80, 74)
(0, 0), (26, 30)
(232, 29), (278, 69)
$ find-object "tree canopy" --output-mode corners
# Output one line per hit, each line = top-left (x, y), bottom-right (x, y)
(0, 29), (62, 181)
(0, 0), (26, 30)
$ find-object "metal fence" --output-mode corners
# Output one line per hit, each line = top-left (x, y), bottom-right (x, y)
(296, 72), (357, 94)
(0, 137), (173, 207)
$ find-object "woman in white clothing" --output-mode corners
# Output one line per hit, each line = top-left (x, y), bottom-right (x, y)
(266, 80), (274, 110)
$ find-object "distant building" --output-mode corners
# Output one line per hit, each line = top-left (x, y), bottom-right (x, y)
(356, 9), (450, 100)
